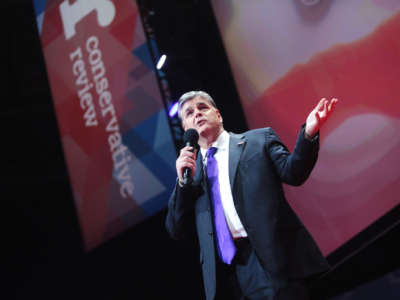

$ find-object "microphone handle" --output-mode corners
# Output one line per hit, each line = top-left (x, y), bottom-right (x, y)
(183, 168), (192, 185)
(183, 142), (196, 185)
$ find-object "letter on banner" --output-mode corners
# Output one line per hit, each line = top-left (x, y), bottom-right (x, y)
(59, 0), (116, 40)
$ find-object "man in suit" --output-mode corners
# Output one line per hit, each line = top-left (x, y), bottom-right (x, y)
(166, 91), (337, 300)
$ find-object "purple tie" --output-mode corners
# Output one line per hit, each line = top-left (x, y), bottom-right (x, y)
(206, 147), (236, 264)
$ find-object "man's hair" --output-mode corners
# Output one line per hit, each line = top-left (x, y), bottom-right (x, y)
(177, 91), (217, 120)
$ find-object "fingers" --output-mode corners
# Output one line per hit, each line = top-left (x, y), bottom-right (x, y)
(178, 147), (197, 167)
(179, 160), (196, 172)
(328, 98), (338, 112)
(176, 146), (197, 182)
(180, 155), (196, 167)
(180, 146), (197, 160)
(315, 110), (321, 123)
(318, 97), (338, 122)
(317, 97), (338, 114)
(316, 98), (326, 111)
(307, 97), (338, 135)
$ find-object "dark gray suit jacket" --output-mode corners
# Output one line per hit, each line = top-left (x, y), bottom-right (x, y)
(166, 126), (329, 300)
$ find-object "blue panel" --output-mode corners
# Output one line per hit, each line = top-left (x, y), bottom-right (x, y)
(132, 43), (155, 71)
(32, 0), (47, 17)
(122, 110), (177, 215)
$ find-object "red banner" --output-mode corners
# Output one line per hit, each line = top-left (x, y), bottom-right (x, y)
(34, 0), (176, 251)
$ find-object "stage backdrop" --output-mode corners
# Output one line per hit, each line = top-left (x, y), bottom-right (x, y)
(211, 0), (400, 255)
(33, 0), (176, 251)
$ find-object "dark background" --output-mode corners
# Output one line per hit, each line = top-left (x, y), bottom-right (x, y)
(7, 1), (399, 299)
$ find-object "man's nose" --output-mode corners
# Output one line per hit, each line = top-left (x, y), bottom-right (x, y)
(195, 109), (202, 118)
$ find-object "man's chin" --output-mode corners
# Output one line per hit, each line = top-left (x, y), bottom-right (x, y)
(197, 126), (209, 137)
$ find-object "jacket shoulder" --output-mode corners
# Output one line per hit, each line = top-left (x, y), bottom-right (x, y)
(239, 127), (277, 139)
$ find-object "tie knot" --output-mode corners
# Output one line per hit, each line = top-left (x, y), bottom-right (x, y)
(206, 147), (217, 158)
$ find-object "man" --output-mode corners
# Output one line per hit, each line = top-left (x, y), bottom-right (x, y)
(166, 91), (338, 300)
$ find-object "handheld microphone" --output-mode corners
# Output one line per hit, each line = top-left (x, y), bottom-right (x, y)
(182, 128), (199, 186)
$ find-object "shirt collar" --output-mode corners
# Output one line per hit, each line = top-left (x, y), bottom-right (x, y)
(200, 130), (229, 157)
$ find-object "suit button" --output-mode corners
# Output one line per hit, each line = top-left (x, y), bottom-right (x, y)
(208, 232), (213, 236)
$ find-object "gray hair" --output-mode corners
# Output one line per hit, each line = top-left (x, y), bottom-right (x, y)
(177, 91), (217, 120)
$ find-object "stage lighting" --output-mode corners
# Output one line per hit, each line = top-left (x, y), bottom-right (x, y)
(156, 54), (167, 70)
(168, 102), (179, 117)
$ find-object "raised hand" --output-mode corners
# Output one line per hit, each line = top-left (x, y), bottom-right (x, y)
(305, 98), (338, 138)
(176, 146), (197, 185)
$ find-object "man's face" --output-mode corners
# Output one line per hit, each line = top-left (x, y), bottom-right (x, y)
(181, 96), (223, 138)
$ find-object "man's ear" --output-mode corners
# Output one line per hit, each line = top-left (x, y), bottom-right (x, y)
(181, 119), (188, 131)
(216, 109), (223, 124)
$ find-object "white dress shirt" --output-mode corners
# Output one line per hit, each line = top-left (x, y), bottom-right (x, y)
(201, 131), (248, 239)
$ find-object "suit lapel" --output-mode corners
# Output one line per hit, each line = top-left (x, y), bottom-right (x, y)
(193, 150), (204, 186)
(228, 133), (247, 190)
(193, 150), (212, 212)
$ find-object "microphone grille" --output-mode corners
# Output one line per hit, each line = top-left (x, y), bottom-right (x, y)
(183, 128), (199, 144)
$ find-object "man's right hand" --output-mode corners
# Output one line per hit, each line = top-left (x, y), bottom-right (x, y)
(176, 146), (197, 185)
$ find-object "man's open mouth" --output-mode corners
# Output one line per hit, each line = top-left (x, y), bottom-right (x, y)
(197, 119), (206, 127)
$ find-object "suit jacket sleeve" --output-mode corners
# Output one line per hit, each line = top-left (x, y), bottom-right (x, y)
(265, 125), (319, 186)
(165, 180), (198, 240)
